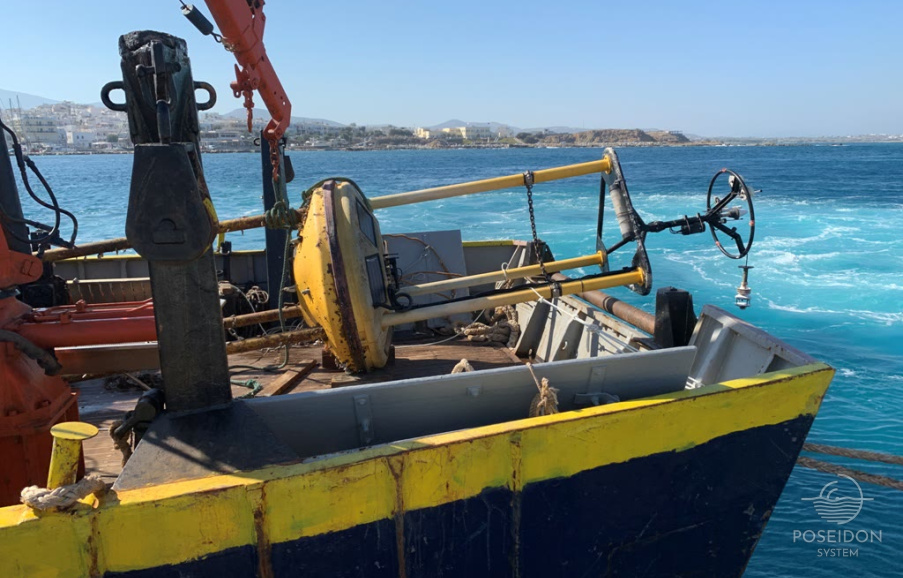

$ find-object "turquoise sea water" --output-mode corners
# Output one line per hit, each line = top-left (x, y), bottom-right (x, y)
(14, 145), (903, 575)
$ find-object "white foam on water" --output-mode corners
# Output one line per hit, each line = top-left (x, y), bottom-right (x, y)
(765, 300), (903, 326)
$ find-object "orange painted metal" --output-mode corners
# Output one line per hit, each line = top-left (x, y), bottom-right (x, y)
(17, 317), (157, 349)
(6, 298), (158, 349)
(0, 222), (42, 287)
(204, 0), (291, 178)
(0, 295), (80, 506)
(1, 225), (154, 504)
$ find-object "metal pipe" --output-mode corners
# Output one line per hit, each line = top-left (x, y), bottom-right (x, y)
(382, 268), (644, 328)
(402, 252), (605, 298)
(32, 300), (154, 322)
(369, 158), (612, 210)
(551, 273), (654, 334)
(224, 327), (325, 354)
(19, 304), (305, 350)
(41, 159), (606, 261)
(223, 305), (304, 329)
(41, 209), (305, 262)
(18, 317), (158, 348)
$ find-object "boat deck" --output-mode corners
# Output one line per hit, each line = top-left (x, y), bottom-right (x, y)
(75, 337), (523, 482)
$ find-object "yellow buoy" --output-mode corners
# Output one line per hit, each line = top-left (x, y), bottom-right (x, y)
(293, 180), (392, 372)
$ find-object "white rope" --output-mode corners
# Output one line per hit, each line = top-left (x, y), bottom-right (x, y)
(451, 358), (474, 373)
(395, 333), (463, 348)
(20, 475), (106, 511)
(526, 362), (559, 417)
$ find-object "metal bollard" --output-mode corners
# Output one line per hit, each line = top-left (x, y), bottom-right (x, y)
(47, 422), (98, 489)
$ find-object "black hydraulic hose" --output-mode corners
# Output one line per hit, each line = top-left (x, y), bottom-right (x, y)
(23, 155), (79, 245)
(0, 329), (62, 375)
(0, 117), (79, 247)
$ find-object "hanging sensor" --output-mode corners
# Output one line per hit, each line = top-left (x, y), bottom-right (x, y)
(735, 265), (753, 309)
(180, 3), (222, 42)
(722, 206), (748, 221)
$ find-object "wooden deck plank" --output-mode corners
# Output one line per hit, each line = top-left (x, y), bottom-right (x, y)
(257, 361), (318, 396)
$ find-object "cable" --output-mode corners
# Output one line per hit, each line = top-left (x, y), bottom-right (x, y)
(394, 333), (463, 348)
(0, 116), (78, 247)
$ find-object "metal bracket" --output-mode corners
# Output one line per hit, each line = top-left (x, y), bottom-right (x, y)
(573, 365), (620, 406)
(353, 394), (374, 446)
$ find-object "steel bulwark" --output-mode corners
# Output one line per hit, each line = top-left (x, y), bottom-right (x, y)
(0, 363), (833, 577)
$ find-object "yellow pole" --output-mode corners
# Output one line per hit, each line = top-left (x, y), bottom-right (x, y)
(369, 157), (612, 210)
(402, 252), (606, 298)
(382, 268), (644, 328)
(46, 422), (99, 489)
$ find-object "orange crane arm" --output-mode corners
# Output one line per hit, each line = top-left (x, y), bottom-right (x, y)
(203, 0), (292, 151)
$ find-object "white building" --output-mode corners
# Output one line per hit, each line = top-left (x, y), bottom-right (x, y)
(66, 129), (97, 150)
(461, 125), (491, 140)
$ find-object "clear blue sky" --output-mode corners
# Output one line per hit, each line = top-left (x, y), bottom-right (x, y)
(2, 0), (901, 137)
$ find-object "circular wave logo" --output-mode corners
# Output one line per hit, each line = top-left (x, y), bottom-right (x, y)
(801, 474), (873, 525)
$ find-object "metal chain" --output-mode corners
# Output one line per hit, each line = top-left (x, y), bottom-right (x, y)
(524, 171), (550, 282)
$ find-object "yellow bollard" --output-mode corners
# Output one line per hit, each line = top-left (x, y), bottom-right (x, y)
(47, 422), (98, 489)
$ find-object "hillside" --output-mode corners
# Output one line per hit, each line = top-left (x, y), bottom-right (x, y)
(0, 88), (58, 111)
(541, 129), (690, 145)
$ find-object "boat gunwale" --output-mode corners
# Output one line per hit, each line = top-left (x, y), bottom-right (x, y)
(0, 361), (832, 520)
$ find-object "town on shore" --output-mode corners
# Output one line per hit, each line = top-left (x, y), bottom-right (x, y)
(2, 100), (901, 154)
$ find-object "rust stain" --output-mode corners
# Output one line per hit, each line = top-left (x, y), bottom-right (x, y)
(86, 509), (101, 578)
(508, 432), (523, 578)
(386, 455), (408, 578)
(246, 484), (274, 578)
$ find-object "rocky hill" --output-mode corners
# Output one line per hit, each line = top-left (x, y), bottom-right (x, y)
(541, 129), (690, 145)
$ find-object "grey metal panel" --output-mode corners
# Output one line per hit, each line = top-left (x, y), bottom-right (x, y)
(531, 298), (587, 362)
(514, 300), (549, 356)
(688, 305), (817, 386)
(247, 346), (696, 460)
(114, 402), (299, 490)
(385, 230), (471, 330)
(461, 242), (527, 295)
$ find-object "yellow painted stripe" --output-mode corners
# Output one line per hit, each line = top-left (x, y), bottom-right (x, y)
(265, 457), (396, 539)
(462, 240), (516, 247)
(98, 485), (258, 573)
(396, 430), (517, 512)
(0, 363), (832, 576)
(519, 366), (831, 483)
(0, 508), (93, 578)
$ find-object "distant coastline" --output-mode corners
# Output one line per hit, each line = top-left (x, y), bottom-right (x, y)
(17, 140), (901, 156)
(3, 98), (900, 155)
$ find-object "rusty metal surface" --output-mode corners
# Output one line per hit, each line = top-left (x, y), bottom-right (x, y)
(322, 181), (367, 370)
(41, 210), (305, 263)
(224, 327), (325, 355)
(223, 305), (304, 329)
(552, 272), (654, 333)
(67, 278), (152, 303)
